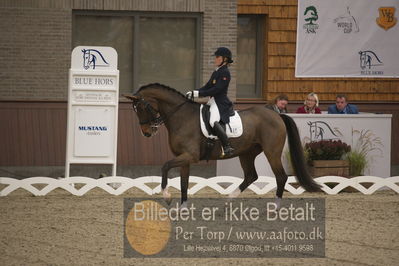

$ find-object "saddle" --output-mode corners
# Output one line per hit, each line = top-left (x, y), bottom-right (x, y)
(200, 104), (243, 139)
(200, 104), (243, 161)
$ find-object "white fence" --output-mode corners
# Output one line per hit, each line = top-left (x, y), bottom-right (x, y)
(1, 176), (398, 196)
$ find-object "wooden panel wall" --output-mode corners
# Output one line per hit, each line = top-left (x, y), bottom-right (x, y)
(0, 102), (67, 166)
(0, 102), (174, 166)
(238, 0), (399, 102)
(1, 101), (398, 166)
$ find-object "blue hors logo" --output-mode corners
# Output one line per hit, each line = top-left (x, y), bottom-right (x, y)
(82, 49), (109, 70)
(78, 126), (108, 136)
(307, 121), (342, 141)
(359, 50), (384, 75)
(333, 6), (359, 33)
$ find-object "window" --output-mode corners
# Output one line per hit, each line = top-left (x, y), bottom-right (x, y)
(73, 12), (200, 95)
(139, 17), (197, 91)
(237, 15), (265, 99)
(73, 15), (134, 95)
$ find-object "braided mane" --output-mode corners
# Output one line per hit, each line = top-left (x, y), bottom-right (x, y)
(137, 83), (197, 104)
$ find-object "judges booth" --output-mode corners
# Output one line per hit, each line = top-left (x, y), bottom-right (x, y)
(217, 113), (392, 178)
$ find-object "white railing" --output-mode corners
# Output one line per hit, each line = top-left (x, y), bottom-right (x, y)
(1, 176), (398, 196)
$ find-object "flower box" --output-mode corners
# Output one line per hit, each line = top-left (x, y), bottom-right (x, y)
(309, 160), (350, 177)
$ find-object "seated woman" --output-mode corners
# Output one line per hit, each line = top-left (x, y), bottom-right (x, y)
(265, 94), (289, 114)
(296, 92), (321, 114)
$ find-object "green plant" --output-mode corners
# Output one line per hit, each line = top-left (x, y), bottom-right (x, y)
(304, 139), (351, 161)
(351, 129), (383, 157)
(347, 129), (383, 176)
(345, 151), (367, 176)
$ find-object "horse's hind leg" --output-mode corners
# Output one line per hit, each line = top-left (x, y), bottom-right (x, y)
(229, 146), (262, 198)
(180, 165), (190, 207)
(265, 153), (288, 207)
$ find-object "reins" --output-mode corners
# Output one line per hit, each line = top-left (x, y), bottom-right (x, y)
(133, 96), (187, 128)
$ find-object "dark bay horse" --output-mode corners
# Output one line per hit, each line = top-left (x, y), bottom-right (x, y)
(125, 83), (321, 206)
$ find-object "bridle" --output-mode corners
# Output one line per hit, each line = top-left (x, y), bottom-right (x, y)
(132, 95), (187, 128)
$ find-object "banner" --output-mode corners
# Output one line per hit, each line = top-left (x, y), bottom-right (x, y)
(296, 0), (399, 78)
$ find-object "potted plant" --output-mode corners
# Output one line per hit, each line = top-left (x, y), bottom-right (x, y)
(304, 139), (351, 177)
(345, 129), (383, 177)
(345, 151), (367, 177)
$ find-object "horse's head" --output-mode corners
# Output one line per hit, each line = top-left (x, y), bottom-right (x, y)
(308, 121), (325, 141)
(359, 51), (367, 69)
(124, 94), (162, 137)
(82, 49), (92, 69)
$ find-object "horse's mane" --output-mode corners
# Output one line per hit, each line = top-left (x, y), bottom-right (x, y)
(137, 83), (198, 104)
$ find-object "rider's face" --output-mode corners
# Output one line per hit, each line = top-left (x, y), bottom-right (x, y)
(214, 56), (223, 67)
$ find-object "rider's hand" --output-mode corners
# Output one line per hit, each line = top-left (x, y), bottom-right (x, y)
(186, 90), (199, 99)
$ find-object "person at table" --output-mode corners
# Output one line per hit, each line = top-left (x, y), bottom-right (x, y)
(265, 94), (288, 114)
(296, 92), (322, 114)
(328, 94), (359, 114)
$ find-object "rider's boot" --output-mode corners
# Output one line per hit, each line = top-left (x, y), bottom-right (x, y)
(213, 122), (234, 157)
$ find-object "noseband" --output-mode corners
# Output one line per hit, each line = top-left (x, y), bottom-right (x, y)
(132, 95), (186, 128)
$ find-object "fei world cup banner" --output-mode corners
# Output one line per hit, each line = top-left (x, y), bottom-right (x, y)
(295, 0), (399, 78)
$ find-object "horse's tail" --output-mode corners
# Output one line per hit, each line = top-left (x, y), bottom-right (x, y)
(280, 114), (322, 192)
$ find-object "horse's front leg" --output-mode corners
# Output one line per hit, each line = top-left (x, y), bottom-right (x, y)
(180, 165), (190, 208)
(161, 153), (193, 205)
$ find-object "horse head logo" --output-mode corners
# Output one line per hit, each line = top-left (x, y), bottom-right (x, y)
(308, 121), (342, 141)
(81, 49), (109, 70)
(359, 50), (383, 70)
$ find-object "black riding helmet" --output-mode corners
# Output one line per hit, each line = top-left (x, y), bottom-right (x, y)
(214, 47), (233, 64)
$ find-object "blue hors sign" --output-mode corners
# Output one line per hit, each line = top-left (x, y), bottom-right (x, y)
(73, 76), (116, 86)
(66, 46), (119, 178)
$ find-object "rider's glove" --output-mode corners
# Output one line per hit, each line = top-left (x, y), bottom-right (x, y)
(185, 90), (199, 100)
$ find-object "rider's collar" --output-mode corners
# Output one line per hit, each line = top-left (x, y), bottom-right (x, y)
(215, 64), (227, 71)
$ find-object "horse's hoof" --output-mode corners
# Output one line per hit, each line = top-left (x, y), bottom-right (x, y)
(162, 188), (172, 205)
(180, 201), (188, 210)
(165, 197), (173, 206)
(275, 197), (282, 210)
(228, 188), (241, 198)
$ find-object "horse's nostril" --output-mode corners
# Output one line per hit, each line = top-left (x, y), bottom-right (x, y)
(144, 132), (152, 137)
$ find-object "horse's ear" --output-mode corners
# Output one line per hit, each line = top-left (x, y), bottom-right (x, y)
(123, 94), (139, 101)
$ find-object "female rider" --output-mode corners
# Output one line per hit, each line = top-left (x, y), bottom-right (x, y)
(186, 47), (234, 156)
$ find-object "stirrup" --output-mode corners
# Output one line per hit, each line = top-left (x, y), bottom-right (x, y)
(221, 145), (234, 157)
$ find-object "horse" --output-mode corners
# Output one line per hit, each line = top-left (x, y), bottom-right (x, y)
(124, 83), (321, 207)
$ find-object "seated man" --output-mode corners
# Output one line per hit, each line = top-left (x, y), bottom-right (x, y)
(328, 94), (359, 114)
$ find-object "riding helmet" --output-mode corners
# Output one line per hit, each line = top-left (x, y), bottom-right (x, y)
(214, 47), (233, 63)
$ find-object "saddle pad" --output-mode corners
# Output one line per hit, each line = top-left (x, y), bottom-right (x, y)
(200, 105), (243, 139)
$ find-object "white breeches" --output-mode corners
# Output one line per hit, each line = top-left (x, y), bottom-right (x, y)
(207, 97), (220, 127)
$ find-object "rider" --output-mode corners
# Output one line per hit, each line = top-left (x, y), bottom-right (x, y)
(186, 47), (234, 156)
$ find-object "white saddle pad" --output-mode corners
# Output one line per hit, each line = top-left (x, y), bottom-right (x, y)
(200, 105), (243, 139)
